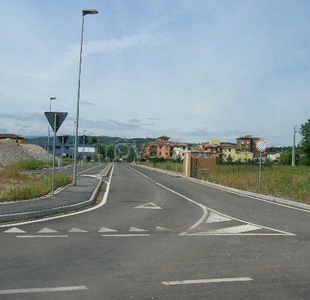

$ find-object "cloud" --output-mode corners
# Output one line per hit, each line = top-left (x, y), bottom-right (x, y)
(84, 33), (153, 55)
(128, 119), (142, 123)
(81, 101), (95, 106)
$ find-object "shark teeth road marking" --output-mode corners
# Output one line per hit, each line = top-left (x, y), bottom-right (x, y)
(135, 202), (162, 209)
(68, 228), (88, 233)
(4, 227), (26, 234)
(98, 227), (118, 233)
(129, 227), (148, 232)
(37, 228), (59, 233)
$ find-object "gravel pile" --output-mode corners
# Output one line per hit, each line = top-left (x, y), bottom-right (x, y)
(0, 139), (52, 167)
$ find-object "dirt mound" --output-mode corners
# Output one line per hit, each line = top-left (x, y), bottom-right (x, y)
(0, 139), (52, 167)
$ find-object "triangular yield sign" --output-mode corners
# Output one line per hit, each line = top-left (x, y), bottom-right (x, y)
(57, 135), (70, 145)
(44, 112), (68, 133)
(135, 202), (162, 209)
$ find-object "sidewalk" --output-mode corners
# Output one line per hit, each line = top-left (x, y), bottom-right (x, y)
(0, 176), (103, 223)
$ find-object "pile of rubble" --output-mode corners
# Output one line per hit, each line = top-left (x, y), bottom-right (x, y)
(0, 139), (52, 167)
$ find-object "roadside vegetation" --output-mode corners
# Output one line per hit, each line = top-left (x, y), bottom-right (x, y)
(138, 159), (310, 205)
(0, 160), (72, 202)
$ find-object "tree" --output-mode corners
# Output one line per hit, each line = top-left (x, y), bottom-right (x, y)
(300, 119), (310, 165)
(91, 136), (98, 144)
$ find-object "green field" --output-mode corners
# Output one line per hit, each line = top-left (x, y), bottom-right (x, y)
(139, 162), (310, 205)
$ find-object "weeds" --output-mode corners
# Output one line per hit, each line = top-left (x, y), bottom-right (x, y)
(0, 160), (71, 202)
(139, 161), (310, 205)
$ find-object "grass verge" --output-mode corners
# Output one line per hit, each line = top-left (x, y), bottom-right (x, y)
(138, 162), (310, 205)
(0, 160), (72, 202)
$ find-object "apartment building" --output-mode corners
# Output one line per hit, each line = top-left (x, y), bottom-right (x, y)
(142, 136), (188, 159)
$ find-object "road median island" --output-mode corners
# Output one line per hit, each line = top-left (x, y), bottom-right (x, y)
(0, 177), (104, 224)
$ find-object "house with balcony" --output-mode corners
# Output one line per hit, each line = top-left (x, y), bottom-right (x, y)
(141, 136), (188, 160)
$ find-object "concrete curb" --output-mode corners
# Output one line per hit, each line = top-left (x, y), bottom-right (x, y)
(0, 179), (103, 223)
(136, 164), (310, 211)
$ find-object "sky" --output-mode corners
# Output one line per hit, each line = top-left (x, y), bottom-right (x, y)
(1, 0), (310, 146)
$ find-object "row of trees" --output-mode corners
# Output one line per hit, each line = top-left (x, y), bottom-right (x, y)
(279, 119), (310, 166)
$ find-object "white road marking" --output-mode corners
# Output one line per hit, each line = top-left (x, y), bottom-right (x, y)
(156, 226), (171, 232)
(162, 277), (253, 286)
(68, 228), (88, 233)
(129, 226), (148, 232)
(135, 202), (162, 209)
(206, 212), (232, 223)
(0, 286), (88, 295)
(4, 227), (26, 233)
(200, 224), (261, 234)
(155, 182), (208, 235)
(17, 235), (69, 238)
(37, 227), (59, 233)
(101, 234), (150, 237)
(98, 227), (118, 233)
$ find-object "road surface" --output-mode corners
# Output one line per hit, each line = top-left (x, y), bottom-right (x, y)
(0, 163), (309, 299)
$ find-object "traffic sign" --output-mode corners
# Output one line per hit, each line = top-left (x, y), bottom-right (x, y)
(256, 138), (268, 153)
(57, 135), (69, 145)
(44, 112), (68, 133)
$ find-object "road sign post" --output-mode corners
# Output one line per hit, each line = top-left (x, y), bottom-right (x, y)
(44, 112), (68, 197)
(255, 139), (268, 191)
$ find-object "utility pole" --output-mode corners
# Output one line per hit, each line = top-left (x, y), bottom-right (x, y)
(292, 125), (297, 167)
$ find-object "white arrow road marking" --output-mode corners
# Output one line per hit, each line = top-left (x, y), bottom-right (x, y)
(162, 277), (253, 286)
(4, 227), (26, 234)
(135, 202), (162, 209)
(68, 228), (88, 233)
(156, 226), (171, 232)
(98, 227), (118, 233)
(37, 228), (59, 233)
(206, 212), (232, 223)
(129, 227), (148, 232)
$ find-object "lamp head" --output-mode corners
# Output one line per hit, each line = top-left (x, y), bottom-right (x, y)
(83, 9), (98, 16)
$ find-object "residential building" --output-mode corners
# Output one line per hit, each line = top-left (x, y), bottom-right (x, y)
(200, 140), (237, 161)
(236, 135), (261, 154)
(142, 136), (188, 159)
(0, 134), (27, 145)
(222, 147), (253, 162)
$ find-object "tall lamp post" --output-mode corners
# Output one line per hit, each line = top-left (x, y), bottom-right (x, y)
(73, 9), (98, 186)
(47, 97), (56, 155)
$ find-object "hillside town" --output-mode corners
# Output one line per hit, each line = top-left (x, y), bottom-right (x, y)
(0, 133), (281, 165)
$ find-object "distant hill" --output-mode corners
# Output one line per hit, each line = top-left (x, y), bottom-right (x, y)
(26, 135), (156, 149)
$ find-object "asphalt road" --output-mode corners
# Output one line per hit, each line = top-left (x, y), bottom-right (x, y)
(0, 163), (309, 299)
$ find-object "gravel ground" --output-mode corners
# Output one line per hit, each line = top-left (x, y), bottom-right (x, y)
(0, 139), (52, 167)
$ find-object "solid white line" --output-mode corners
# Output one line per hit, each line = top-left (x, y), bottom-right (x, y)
(101, 234), (150, 237)
(184, 233), (294, 236)
(16, 235), (69, 238)
(0, 286), (88, 295)
(162, 277), (253, 286)
(155, 182), (208, 235)
(0, 165), (114, 228)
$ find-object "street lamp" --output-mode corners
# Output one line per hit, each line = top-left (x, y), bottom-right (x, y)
(73, 8), (98, 186)
(47, 97), (56, 155)
(82, 130), (87, 177)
